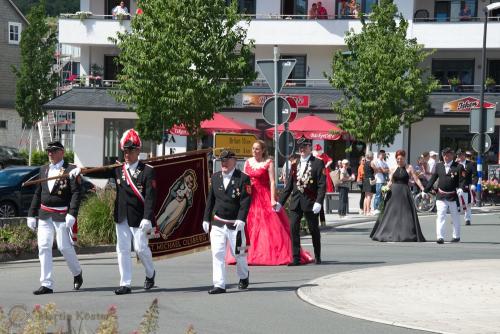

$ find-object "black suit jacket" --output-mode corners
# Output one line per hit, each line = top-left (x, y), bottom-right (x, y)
(28, 162), (81, 222)
(86, 161), (156, 227)
(279, 155), (326, 211)
(460, 160), (477, 189)
(203, 169), (251, 223)
(425, 161), (466, 201)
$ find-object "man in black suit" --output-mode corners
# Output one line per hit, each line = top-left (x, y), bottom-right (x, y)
(457, 149), (477, 225)
(72, 129), (156, 295)
(425, 147), (466, 244)
(27, 141), (83, 295)
(203, 150), (251, 294)
(279, 137), (326, 265)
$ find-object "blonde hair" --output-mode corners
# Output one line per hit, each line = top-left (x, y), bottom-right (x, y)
(253, 140), (268, 159)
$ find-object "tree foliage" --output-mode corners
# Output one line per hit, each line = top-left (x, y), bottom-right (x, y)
(113, 0), (256, 141)
(12, 0), (58, 125)
(328, 0), (438, 148)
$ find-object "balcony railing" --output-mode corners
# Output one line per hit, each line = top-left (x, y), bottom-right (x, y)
(60, 13), (134, 20)
(413, 15), (500, 23)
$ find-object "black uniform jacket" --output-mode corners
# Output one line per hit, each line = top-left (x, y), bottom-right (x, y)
(461, 159), (477, 190)
(279, 155), (326, 211)
(203, 169), (251, 223)
(425, 161), (466, 201)
(28, 162), (81, 222)
(86, 161), (156, 227)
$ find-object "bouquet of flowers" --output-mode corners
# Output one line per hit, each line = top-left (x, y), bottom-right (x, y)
(482, 179), (500, 193)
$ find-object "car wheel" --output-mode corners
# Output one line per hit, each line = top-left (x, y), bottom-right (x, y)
(0, 201), (17, 218)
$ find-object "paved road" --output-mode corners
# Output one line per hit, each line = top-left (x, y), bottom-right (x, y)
(1, 212), (499, 333)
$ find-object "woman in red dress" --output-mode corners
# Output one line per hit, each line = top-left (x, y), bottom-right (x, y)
(227, 140), (313, 265)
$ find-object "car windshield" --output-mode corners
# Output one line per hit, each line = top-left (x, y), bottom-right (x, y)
(0, 169), (33, 187)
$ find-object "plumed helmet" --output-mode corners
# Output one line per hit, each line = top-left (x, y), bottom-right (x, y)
(120, 129), (142, 150)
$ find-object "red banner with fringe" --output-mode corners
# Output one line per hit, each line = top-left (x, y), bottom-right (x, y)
(148, 150), (210, 259)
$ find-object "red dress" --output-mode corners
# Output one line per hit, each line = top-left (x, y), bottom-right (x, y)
(227, 160), (313, 265)
(317, 153), (334, 192)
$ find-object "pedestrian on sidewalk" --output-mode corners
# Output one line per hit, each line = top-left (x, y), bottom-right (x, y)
(363, 151), (376, 215)
(372, 150), (389, 214)
(357, 156), (365, 214)
(424, 147), (466, 244)
(338, 159), (354, 218)
(27, 141), (83, 295)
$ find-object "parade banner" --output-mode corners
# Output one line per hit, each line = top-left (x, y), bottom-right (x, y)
(242, 93), (310, 108)
(148, 150), (210, 259)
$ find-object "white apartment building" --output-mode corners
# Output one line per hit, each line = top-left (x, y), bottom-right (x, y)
(48, 0), (500, 171)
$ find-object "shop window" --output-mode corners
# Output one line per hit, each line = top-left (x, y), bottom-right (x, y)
(0, 120), (7, 129)
(8, 22), (21, 44)
(226, 0), (256, 15)
(281, 55), (306, 86)
(432, 59), (475, 87)
(488, 59), (500, 91)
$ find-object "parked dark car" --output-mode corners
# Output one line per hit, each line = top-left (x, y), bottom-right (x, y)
(0, 146), (26, 169)
(0, 166), (96, 218)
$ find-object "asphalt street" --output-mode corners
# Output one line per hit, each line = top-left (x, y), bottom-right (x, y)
(1, 212), (500, 334)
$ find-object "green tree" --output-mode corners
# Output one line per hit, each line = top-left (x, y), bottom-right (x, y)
(112, 0), (256, 141)
(12, 0), (58, 125)
(13, 0), (79, 17)
(328, 0), (438, 149)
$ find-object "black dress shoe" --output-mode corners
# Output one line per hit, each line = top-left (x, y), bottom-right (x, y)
(465, 220), (471, 226)
(451, 238), (461, 243)
(208, 287), (226, 294)
(33, 286), (53, 295)
(73, 271), (83, 290)
(238, 274), (249, 290)
(315, 258), (322, 265)
(436, 238), (444, 244)
(114, 286), (131, 295)
(288, 260), (301, 266)
(144, 271), (155, 290)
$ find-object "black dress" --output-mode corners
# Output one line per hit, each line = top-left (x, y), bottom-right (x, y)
(370, 166), (426, 242)
(362, 160), (376, 193)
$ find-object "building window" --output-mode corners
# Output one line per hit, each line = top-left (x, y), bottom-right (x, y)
(281, 55), (306, 86)
(226, 0), (256, 15)
(488, 59), (500, 91)
(432, 59), (475, 87)
(8, 22), (22, 44)
(335, 0), (378, 19)
(0, 121), (7, 129)
(282, 0), (308, 17)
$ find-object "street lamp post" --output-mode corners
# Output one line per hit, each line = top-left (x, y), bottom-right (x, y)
(477, 3), (500, 207)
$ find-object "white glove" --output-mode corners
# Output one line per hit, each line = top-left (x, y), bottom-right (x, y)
(68, 167), (81, 179)
(470, 185), (476, 192)
(202, 221), (210, 234)
(312, 202), (322, 214)
(27, 217), (37, 231)
(457, 188), (464, 197)
(65, 214), (76, 230)
(234, 220), (245, 232)
(272, 203), (282, 212)
(139, 219), (152, 232)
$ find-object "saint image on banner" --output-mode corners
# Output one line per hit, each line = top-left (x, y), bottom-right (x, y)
(157, 169), (198, 238)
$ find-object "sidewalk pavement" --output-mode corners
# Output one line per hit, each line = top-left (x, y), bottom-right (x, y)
(325, 191), (500, 227)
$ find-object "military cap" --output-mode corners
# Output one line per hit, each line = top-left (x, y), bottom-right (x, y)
(46, 141), (64, 151)
(219, 150), (236, 161)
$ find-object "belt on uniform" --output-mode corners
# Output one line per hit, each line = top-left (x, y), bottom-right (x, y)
(437, 188), (456, 195)
(40, 204), (68, 214)
(212, 215), (236, 229)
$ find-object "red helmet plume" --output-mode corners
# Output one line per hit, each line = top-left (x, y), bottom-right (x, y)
(120, 129), (142, 150)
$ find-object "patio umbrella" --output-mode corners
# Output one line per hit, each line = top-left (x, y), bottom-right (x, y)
(169, 113), (259, 136)
(265, 114), (343, 140)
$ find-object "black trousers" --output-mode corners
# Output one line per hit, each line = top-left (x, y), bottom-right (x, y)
(358, 184), (365, 209)
(338, 186), (349, 216)
(289, 209), (321, 261)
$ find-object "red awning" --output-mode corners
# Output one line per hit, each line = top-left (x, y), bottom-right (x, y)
(169, 113), (259, 136)
(265, 114), (344, 140)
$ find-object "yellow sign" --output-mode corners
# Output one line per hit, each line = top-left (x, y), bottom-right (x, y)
(214, 133), (257, 158)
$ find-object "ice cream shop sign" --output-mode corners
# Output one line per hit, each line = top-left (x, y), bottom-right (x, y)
(443, 96), (496, 112)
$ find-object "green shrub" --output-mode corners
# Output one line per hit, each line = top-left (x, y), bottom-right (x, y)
(78, 189), (116, 246)
(0, 224), (37, 255)
(19, 150), (75, 165)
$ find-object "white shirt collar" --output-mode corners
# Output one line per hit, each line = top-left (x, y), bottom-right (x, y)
(300, 154), (311, 163)
(49, 160), (64, 169)
(222, 167), (236, 178)
(126, 160), (139, 171)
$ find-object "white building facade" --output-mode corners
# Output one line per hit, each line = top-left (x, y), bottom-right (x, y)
(53, 0), (500, 170)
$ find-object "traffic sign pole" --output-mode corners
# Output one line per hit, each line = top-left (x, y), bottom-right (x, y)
(274, 46), (279, 184)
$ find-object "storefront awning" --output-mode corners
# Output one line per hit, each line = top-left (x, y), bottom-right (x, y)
(265, 114), (344, 140)
(170, 113), (260, 136)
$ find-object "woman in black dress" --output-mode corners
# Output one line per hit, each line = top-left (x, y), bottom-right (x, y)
(362, 151), (376, 215)
(370, 149), (426, 242)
